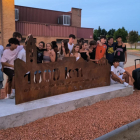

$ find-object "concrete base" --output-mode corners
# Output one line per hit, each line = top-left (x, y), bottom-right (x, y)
(0, 84), (133, 130)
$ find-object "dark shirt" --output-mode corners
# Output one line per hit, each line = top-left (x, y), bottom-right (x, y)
(106, 43), (117, 63)
(80, 52), (88, 61)
(114, 45), (126, 62)
(89, 48), (96, 60)
(37, 47), (46, 63)
(6, 44), (11, 47)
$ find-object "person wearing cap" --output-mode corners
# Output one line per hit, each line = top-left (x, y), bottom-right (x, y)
(114, 36), (127, 68)
(95, 35), (107, 61)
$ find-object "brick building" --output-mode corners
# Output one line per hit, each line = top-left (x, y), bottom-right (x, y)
(0, 0), (94, 47)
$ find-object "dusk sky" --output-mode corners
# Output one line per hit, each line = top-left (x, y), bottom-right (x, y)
(15, 0), (140, 34)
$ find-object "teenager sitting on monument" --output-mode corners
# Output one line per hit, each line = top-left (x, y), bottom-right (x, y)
(68, 34), (75, 53)
(111, 58), (134, 86)
(58, 40), (70, 60)
(80, 41), (90, 61)
(1, 38), (23, 99)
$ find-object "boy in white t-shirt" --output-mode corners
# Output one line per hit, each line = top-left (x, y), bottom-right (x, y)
(1, 38), (23, 99)
(68, 34), (75, 53)
(111, 58), (135, 86)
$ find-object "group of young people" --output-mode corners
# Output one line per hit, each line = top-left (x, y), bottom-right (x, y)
(0, 32), (134, 99)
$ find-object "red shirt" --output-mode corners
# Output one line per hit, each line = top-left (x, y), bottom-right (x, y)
(95, 44), (107, 60)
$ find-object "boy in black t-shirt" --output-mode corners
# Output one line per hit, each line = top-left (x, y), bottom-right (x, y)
(89, 40), (97, 60)
(114, 36), (127, 68)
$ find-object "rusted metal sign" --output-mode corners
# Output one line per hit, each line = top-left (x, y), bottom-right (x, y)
(15, 36), (110, 104)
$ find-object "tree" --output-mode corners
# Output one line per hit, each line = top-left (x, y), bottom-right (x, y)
(114, 27), (128, 42)
(98, 26), (102, 37)
(94, 26), (102, 39)
(94, 26), (107, 40)
(138, 35), (140, 41)
(101, 29), (107, 36)
(108, 29), (116, 37)
(128, 30), (139, 49)
(94, 34), (98, 41)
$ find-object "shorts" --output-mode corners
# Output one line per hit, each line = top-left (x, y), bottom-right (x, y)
(111, 75), (123, 85)
(3, 68), (14, 82)
(44, 70), (51, 73)
(34, 70), (42, 74)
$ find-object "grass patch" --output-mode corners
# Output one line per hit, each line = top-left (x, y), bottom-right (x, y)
(127, 48), (140, 51)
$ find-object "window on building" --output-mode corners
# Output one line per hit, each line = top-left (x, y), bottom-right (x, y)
(15, 8), (19, 21)
(63, 15), (70, 26)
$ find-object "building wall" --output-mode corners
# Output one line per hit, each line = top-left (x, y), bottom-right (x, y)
(16, 21), (93, 39)
(71, 8), (81, 27)
(0, 0), (15, 47)
(15, 5), (72, 25)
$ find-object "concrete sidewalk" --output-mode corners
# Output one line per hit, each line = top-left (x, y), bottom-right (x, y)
(124, 53), (140, 68)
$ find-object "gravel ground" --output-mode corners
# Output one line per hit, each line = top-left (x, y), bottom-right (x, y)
(0, 65), (140, 140)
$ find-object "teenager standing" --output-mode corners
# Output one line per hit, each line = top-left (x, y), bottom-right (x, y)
(114, 36), (127, 68)
(70, 44), (81, 61)
(59, 40), (70, 60)
(68, 34), (75, 53)
(4, 32), (23, 98)
(89, 40), (97, 61)
(1, 38), (23, 99)
(37, 41), (46, 63)
(95, 35), (107, 61)
(80, 41), (90, 61)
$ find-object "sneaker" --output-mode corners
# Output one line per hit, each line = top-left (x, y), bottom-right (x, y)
(9, 95), (15, 99)
(124, 82), (129, 87)
(10, 90), (15, 99)
(5, 94), (10, 99)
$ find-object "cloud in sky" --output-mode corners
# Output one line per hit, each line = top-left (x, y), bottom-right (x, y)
(15, 0), (140, 33)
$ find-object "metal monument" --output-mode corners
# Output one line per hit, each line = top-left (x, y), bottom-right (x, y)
(15, 36), (110, 104)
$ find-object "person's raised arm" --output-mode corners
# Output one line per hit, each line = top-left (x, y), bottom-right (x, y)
(86, 51), (90, 61)
(70, 53), (74, 57)
(124, 51), (127, 64)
